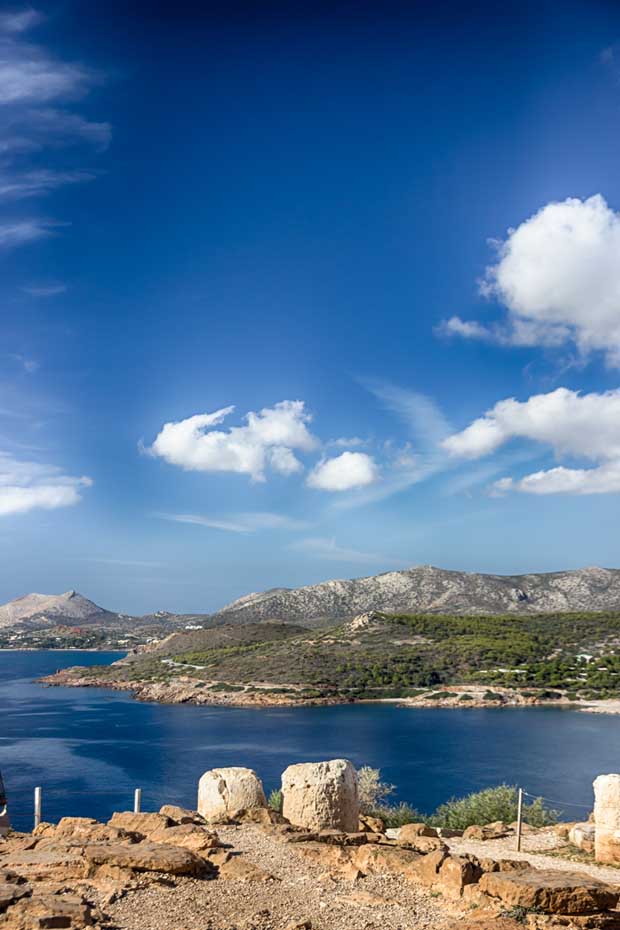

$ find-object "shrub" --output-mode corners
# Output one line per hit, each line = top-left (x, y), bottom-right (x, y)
(374, 801), (425, 828)
(357, 766), (395, 813)
(268, 789), (283, 812)
(429, 784), (558, 830)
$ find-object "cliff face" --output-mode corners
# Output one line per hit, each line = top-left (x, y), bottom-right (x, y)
(211, 565), (620, 625)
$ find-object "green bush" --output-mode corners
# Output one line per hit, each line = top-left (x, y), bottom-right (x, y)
(429, 785), (558, 830)
(268, 789), (283, 812)
(373, 801), (425, 828)
(483, 690), (505, 701)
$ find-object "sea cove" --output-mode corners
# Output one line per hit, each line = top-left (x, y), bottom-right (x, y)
(2, 650), (620, 832)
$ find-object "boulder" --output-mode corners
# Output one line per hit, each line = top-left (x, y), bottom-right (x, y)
(435, 854), (482, 898)
(399, 834), (447, 855)
(569, 822), (596, 853)
(478, 858), (531, 873)
(148, 823), (220, 852)
(412, 848), (450, 885)
(108, 811), (171, 837)
(398, 823), (438, 840)
(52, 817), (135, 845)
(594, 775), (620, 865)
(84, 841), (212, 877)
(229, 807), (286, 826)
(294, 841), (357, 874)
(0, 848), (87, 883)
(3, 893), (95, 929)
(359, 814), (384, 834)
(353, 843), (420, 878)
(281, 760), (359, 832)
(463, 823), (510, 840)
(217, 856), (278, 882)
(159, 804), (205, 825)
(0, 881), (30, 910)
(197, 767), (267, 821)
(478, 868), (619, 914)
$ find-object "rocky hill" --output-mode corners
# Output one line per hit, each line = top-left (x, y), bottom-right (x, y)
(211, 565), (620, 625)
(0, 590), (123, 630)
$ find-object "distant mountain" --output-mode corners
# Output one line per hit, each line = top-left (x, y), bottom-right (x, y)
(0, 590), (121, 630)
(211, 564), (620, 625)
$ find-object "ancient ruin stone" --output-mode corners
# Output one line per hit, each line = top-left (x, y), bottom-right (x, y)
(229, 807), (285, 826)
(479, 868), (619, 914)
(3, 893), (95, 929)
(594, 775), (620, 864)
(84, 841), (211, 877)
(570, 822), (596, 853)
(108, 811), (171, 837)
(217, 856), (277, 882)
(0, 848), (87, 882)
(159, 804), (205, 825)
(435, 854), (482, 898)
(398, 823), (438, 841)
(197, 767), (267, 821)
(463, 822), (510, 840)
(148, 823), (220, 852)
(353, 843), (420, 878)
(399, 834), (447, 854)
(358, 814), (384, 834)
(281, 760), (359, 832)
(412, 848), (450, 885)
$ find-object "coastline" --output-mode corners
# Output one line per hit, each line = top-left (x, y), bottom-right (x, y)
(38, 668), (620, 715)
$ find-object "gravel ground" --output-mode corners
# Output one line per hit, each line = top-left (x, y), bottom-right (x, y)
(450, 831), (620, 884)
(106, 825), (461, 930)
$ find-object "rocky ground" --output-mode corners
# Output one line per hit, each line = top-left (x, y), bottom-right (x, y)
(2, 806), (620, 930)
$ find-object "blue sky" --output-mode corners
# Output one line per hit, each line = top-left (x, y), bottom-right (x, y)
(3, 0), (620, 614)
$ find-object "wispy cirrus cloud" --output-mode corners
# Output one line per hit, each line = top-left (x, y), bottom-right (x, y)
(0, 7), (110, 265)
(20, 281), (66, 297)
(0, 168), (94, 200)
(289, 536), (400, 565)
(157, 511), (309, 534)
(0, 218), (59, 247)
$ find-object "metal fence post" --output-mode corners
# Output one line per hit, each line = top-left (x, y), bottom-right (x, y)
(133, 788), (142, 813)
(516, 787), (523, 852)
(34, 786), (42, 829)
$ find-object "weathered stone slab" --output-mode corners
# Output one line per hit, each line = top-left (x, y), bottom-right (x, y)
(84, 841), (211, 876)
(108, 811), (171, 837)
(148, 823), (220, 852)
(479, 868), (619, 914)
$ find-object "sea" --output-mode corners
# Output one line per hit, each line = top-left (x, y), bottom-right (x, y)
(2, 650), (619, 831)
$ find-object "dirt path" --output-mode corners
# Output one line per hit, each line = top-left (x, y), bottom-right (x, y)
(107, 824), (461, 930)
(450, 831), (620, 884)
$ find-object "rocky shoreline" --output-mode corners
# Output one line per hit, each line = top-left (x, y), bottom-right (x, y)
(38, 670), (619, 714)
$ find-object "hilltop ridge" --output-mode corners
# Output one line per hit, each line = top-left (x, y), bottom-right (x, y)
(211, 564), (620, 625)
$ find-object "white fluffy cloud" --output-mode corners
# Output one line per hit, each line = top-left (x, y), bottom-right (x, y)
(441, 195), (620, 365)
(307, 451), (378, 491)
(0, 454), (92, 515)
(443, 387), (620, 494)
(148, 401), (318, 482)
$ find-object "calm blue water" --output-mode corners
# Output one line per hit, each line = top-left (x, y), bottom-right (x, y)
(2, 650), (620, 831)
